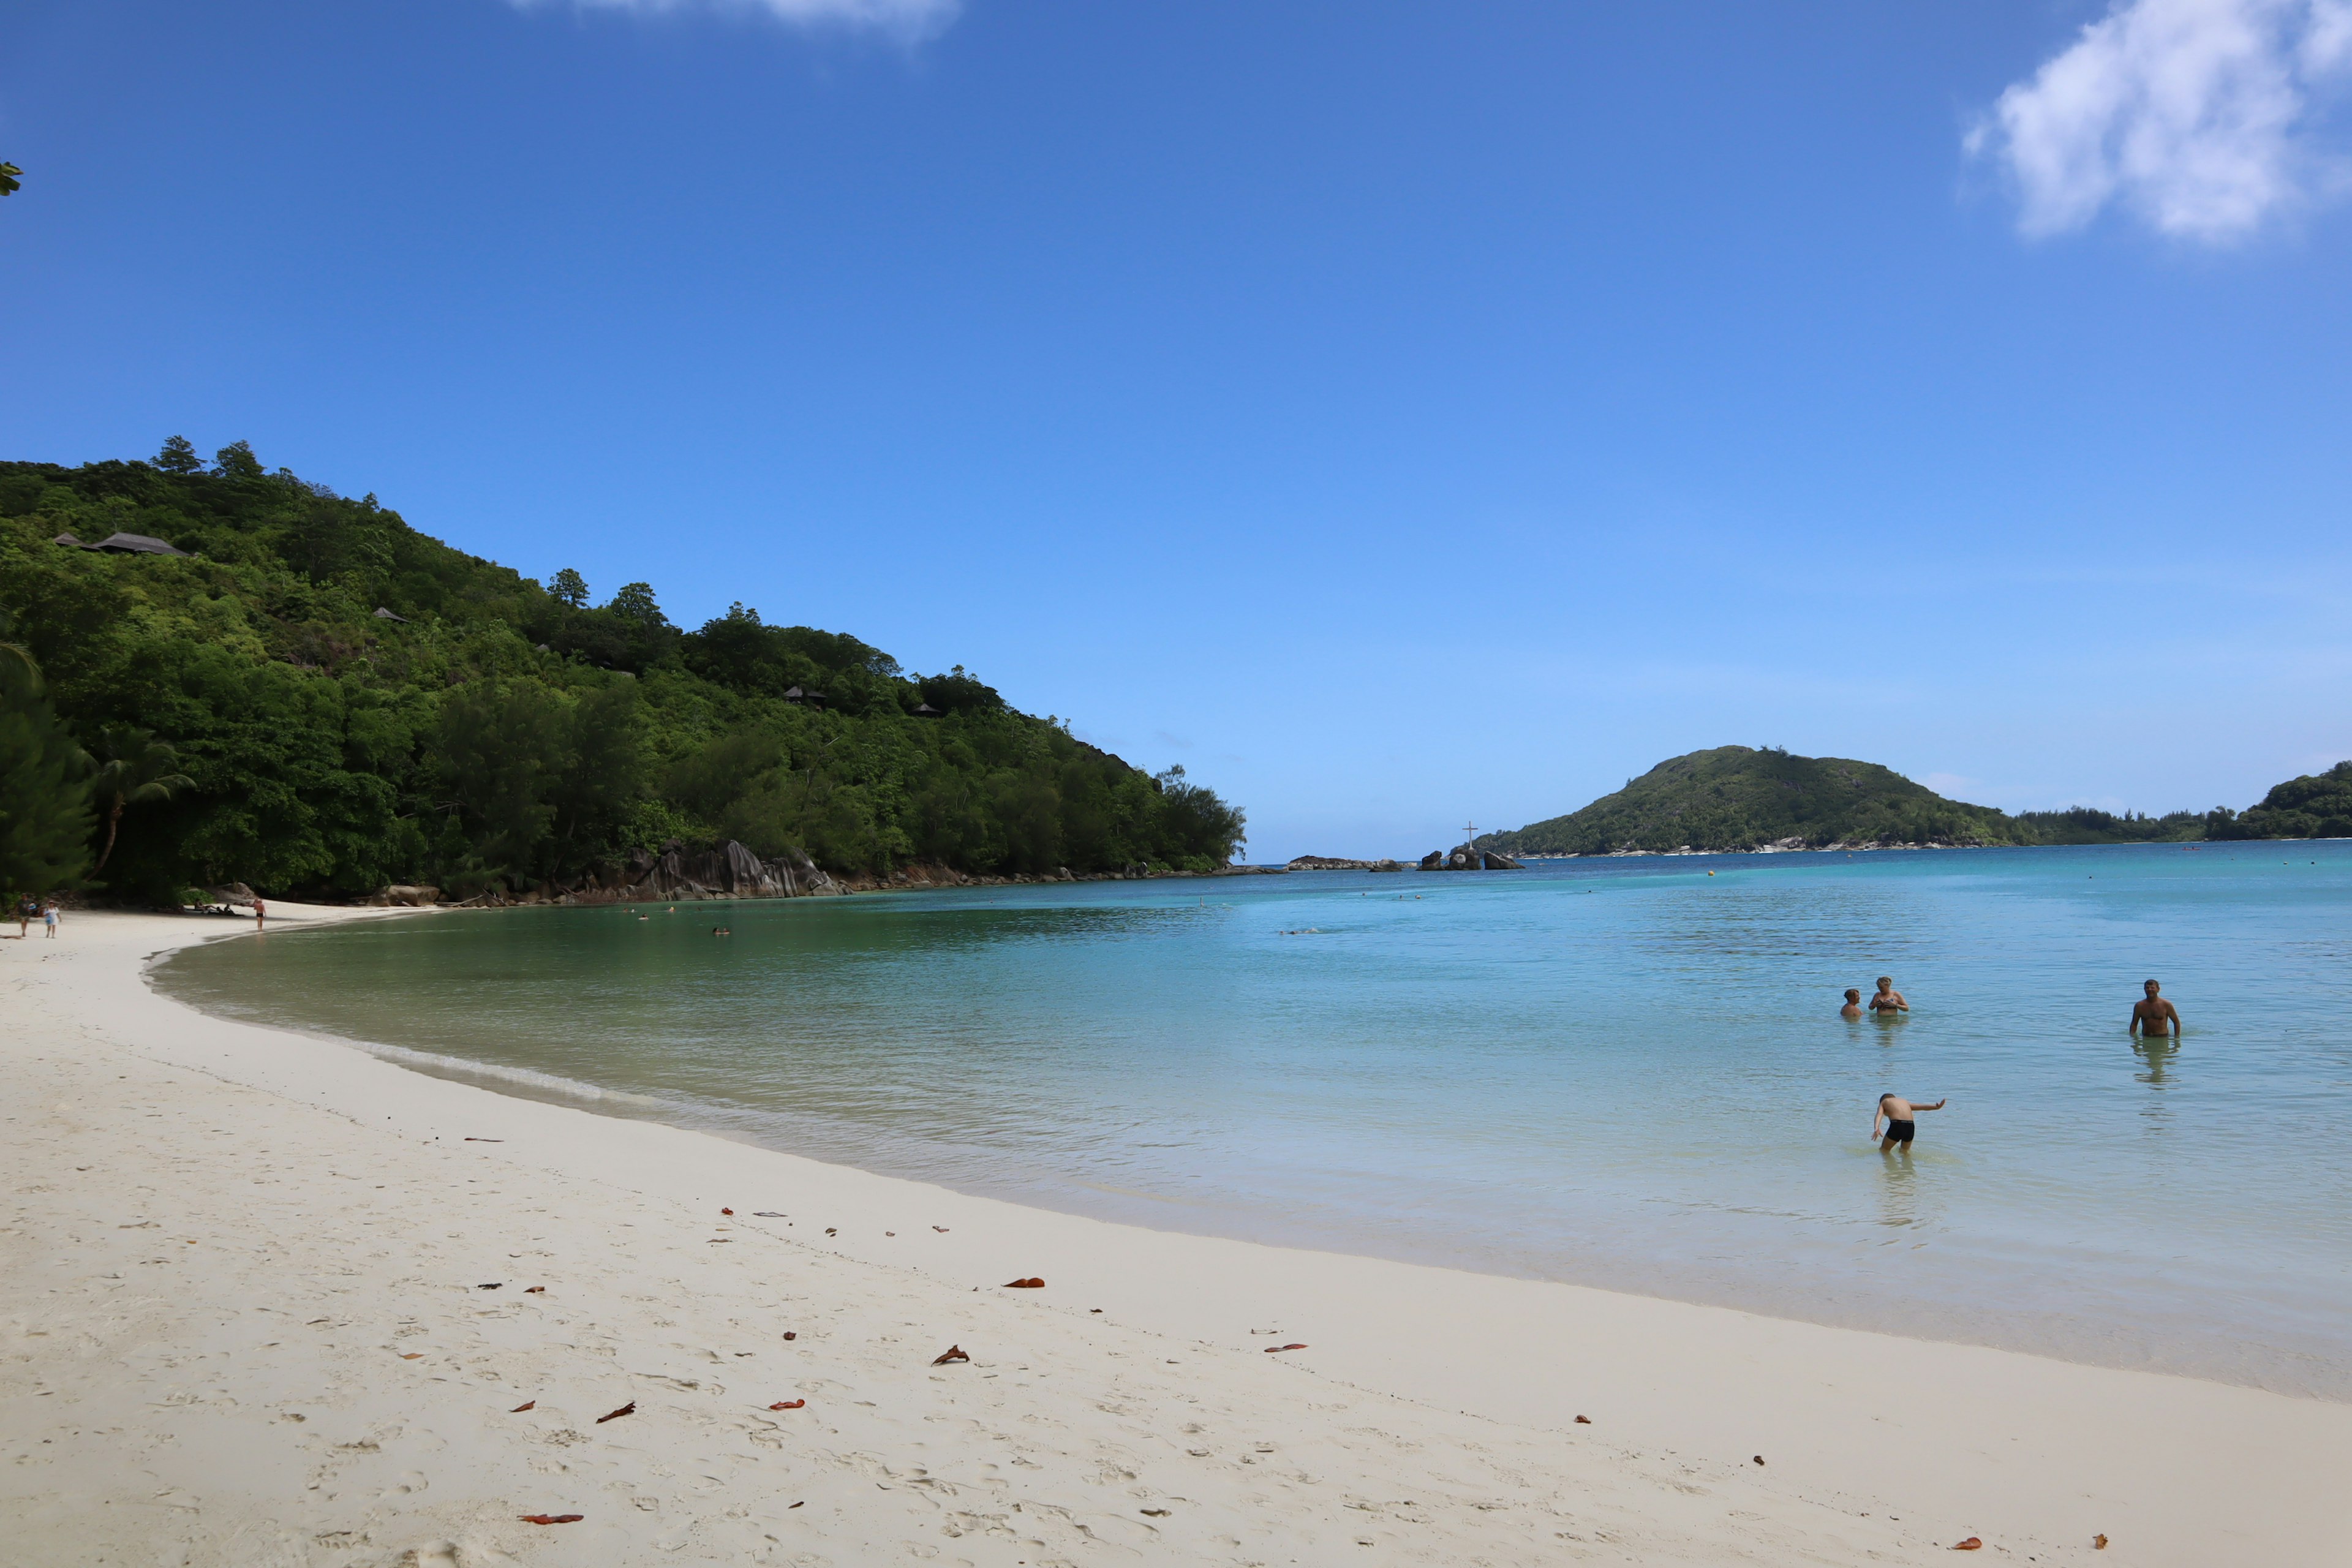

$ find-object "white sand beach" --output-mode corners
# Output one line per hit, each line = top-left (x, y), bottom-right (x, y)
(5, 904), (2348, 1567)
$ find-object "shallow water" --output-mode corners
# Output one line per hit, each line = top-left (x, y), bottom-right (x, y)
(156, 844), (2352, 1396)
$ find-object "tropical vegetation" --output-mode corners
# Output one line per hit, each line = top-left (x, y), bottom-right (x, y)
(0, 443), (1245, 905)
(1476, 745), (2329, 857)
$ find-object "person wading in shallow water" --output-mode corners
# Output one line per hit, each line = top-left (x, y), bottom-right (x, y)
(2130, 979), (2181, 1038)
(1873, 1092), (1945, 1153)
(1841, 988), (1864, 1019)
(1869, 976), (1908, 1014)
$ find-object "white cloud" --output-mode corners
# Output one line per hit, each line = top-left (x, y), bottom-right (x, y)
(522, 0), (960, 42)
(1970, 0), (2352, 240)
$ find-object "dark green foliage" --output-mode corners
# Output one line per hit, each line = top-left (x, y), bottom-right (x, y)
(2007, 807), (2208, 845)
(1482, 747), (2022, 856)
(0, 446), (1244, 900)
(2217, 762), (2352, 841)
(0, 162), (20, 198)
(0, 641), (94, 896)
(1483, 747), (2348, 856)
(87, 723), (194, 873)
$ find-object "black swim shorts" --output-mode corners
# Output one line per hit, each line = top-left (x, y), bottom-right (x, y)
(1885, 1118), (1915, 1144)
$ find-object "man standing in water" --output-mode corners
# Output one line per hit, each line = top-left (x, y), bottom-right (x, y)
(2130, 979), (2180, 1038)
(1873, 1092), (1945, 1152)
(1841, 988), (1864, 1019)
(1869, 976), (1908, 1014)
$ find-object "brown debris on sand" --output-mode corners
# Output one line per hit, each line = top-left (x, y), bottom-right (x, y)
(596, 1401), (636, 1423)
(933, 1345), (970, 1365)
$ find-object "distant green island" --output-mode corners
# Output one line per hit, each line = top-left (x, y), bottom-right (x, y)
(1, 442), (1244, 905)
(1476, 745), (2352, 858)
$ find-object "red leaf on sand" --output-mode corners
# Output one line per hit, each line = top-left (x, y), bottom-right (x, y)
(399, 1353), (423, 1360)
(782, 1332), (797, 1340)
(1265, 1343), (1308, 1352)
(722, 1208), (733, 1215)
(1951, 1539), (1982, 1552)
(933, 1345), (970, 1365)
(510, 1401), (536, 1412)
(519, 1513), (583, 1525)
(1574, 1415), (1591, 1425)
(595, 1401), (636, 1423)
(525, 1286), (545, 1294)
(1004, 1278), (1044, 1289)
(769, 1399), (805, 1410)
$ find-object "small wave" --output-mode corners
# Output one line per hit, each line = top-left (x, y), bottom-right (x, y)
(343, 1037), (671, 1110)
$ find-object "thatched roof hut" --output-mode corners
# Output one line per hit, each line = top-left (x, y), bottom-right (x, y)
(89, 532), (192, 556)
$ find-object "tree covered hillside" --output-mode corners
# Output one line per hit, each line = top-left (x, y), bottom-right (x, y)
(1476, 745), (2316, 856)
(1479, 747), (2020, 856)
(0, 442), (1242, 903)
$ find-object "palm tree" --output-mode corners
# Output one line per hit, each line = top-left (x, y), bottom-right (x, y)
(89, 725), (194, 874)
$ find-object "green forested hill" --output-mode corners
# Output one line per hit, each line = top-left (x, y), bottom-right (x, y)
(0, 442), (1242, 903)
(1476, 745), (2259, 856)
(2226, 761), (2352, 840)
(1478, 747), (2019, 856)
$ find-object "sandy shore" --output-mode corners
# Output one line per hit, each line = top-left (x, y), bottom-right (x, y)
(4, 906), (2346, 1567)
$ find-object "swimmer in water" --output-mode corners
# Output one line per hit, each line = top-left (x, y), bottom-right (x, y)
(1841, 988), (1864, 1019)
(1874, 1092), (1945, 1152)
(2129, 979), (2181, 1038)
(1869, 976), (1908, 1014)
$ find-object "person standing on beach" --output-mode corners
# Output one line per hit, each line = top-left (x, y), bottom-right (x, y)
(2129, 979), (2180, 1039)
(253, 895), (266, 930)
(43, 903), (59, 938)
(1841, 988), (1864, 1019)
(1874, 1092), (1944, 1152)
(1869, 976), (1908, 1014)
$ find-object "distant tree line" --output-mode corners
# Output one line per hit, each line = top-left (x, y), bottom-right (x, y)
(0, 445), (1245, 904)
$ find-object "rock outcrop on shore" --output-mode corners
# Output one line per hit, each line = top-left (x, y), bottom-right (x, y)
(365, 848), (1305, 908)
(624, 839), (835, 900)
(365, 884), (441, 907)
(1286, 856), (1407, 872)
(1419, 845), (1523, 870)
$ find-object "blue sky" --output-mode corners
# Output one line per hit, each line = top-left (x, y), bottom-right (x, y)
(7, 0), (2351, 859)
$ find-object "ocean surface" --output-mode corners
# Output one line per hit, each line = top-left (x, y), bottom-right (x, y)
(154, 844), (2352, 1397)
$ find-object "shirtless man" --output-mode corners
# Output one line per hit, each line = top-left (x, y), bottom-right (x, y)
(1874, 1092), (1945, 1152)
(2130, 979), (2181, 1038)
(1841, 988), (1864, 1019)
(1869, 976), (1908, 1014)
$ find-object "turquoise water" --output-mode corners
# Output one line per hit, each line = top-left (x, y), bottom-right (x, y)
(156, 844), (2352, 1396)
